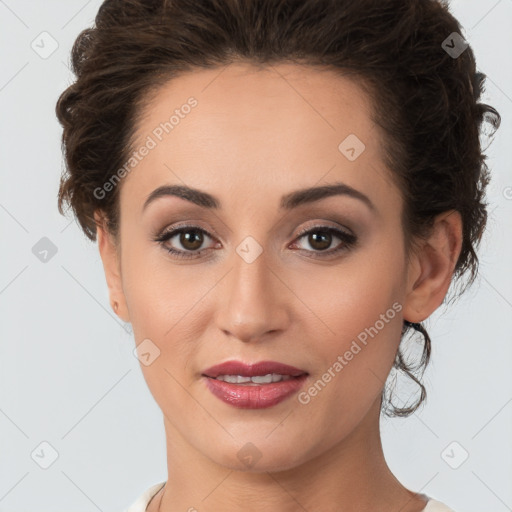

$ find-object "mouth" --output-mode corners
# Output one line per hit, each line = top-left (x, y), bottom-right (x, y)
(206, 374), (299, 384)
(201, 360), (309, 409)
(201, 359), (308, 379)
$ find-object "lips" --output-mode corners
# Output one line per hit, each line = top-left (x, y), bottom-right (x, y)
(201, 360), (309, 409)
(202, 360), (308, 379)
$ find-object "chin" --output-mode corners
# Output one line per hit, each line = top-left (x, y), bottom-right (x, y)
(203, 436), (311, 474)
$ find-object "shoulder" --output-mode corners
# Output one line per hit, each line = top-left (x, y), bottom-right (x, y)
(123, 481), (166, 512)
(423, 498), (457, 512)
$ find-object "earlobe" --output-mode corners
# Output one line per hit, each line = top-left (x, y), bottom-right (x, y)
(94, 210), (131, 323)
(402, 210), (463, 323)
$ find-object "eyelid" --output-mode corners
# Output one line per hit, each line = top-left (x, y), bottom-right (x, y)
(293, 220), (355, 238)
(154, 220), (351, 244)
(154, 220), (220, 241)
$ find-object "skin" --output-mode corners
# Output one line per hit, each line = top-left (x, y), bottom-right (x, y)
(95, 62), (462, 512)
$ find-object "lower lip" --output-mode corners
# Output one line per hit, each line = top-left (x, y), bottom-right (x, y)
(203, 375), (308, 409)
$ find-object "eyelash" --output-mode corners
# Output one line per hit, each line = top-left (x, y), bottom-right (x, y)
(153, 223), (358, 260)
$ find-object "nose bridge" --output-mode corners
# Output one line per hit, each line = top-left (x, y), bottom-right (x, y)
(217, 237), (286, 342)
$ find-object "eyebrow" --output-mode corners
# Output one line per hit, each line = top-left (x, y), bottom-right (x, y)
(142, 182), (376, 213)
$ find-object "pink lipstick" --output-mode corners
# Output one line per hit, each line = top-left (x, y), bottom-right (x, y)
(202, 360), (309, 409)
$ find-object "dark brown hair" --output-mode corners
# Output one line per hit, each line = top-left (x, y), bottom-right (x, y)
(56, 0), (500, 417)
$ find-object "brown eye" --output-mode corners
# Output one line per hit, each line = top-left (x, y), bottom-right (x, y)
(292, 226), (357, 258)
(307, 231), (332, 251)
(179, 230), (204, 251)
(154, 225), (217, 259)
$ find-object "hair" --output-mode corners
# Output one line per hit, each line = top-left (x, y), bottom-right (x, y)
(56, 0), (500, 417)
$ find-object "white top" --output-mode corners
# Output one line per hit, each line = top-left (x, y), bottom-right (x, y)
(123, 481), (456, 512)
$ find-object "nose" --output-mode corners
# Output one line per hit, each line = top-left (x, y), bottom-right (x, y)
(215, 245), (290, 343)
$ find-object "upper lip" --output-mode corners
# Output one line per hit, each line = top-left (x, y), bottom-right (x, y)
(202, 360), (308, 378)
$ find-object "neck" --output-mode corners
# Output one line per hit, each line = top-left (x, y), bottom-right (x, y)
(150, 396), (428, 512)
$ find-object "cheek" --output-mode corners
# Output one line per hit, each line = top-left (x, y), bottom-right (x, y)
(120, 250), (201, 406)
(304, 276), (403, 392)
(294, 288), (403, 442)
(120, 235), (201, 336)
(299, 236), (406, 393)
(120, 239), (212, 382)
(305, 242), (404, 341)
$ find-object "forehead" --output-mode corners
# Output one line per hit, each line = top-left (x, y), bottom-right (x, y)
(133, 62), (377, 150)
(121, 62), (396, 214)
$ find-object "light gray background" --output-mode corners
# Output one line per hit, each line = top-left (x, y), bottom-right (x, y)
(1, 0), (511, 511)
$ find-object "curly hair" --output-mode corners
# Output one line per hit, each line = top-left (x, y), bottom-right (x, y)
(56, 0), (500, 417)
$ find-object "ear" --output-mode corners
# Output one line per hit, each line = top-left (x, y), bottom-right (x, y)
(402, 210), (463, 323)
(94, 210), (130, 323)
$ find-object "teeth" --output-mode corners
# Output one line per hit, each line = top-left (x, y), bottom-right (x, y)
(215, 373), (293, 384)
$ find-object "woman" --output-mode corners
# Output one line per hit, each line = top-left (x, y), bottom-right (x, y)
(56, 0), (500, 510)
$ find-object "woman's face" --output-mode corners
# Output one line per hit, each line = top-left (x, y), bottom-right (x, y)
(102, 62), (421, 471)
